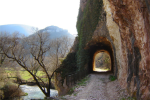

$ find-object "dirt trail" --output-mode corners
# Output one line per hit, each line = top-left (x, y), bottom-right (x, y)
(59, 73), (129, 100)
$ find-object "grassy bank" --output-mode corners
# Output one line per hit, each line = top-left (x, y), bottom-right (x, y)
(0, 68), (27, 99)
(4, 69), (47, 81)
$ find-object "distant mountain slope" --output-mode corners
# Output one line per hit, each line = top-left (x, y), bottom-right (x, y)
(0, 24), (75, 39)
(37, 26), (74, 39)
(0, 24), (34, 36)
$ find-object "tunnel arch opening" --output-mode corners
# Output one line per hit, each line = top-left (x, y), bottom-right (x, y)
(86, 37), (115, 74)
(93, 50), (111, 72)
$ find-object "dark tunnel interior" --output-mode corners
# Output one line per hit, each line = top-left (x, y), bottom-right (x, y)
(87, 42), (114, 74)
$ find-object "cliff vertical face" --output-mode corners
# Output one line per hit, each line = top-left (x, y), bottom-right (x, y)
(106, 0), (150, 99)
(78, 0), (150, 99)
(80, 0), (87, 11)
(55, 0), (149, 99)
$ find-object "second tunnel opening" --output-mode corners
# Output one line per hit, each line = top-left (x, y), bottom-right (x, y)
(93, 50), (111, 72)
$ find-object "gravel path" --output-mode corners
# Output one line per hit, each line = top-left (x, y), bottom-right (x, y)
(58, 73), (129, 100)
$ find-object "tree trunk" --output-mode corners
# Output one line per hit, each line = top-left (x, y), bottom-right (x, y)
(46, 78), (51, 97)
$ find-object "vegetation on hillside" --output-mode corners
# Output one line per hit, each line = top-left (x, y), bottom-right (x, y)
(57, 0), (103, 78)
(76, 0), (103, 70)
(56, 52), (77, 79)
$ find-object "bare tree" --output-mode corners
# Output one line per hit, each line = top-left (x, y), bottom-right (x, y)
(0, 49), (6, 67)
(0, 31), (73, 97)
(48, 36), (73, 71)
(0, 31), (71, 97)
(0, 32), (9, 67)
(0, 32), (22, 99)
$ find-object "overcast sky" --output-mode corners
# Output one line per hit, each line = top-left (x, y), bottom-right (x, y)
(0, 0), (80, 35)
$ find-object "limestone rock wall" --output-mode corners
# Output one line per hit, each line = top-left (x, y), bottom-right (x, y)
(79, 0), (150, 99)
(54, 73), (70, 96)
(55, 0), (149, 99)
(105, 0), (150, 99)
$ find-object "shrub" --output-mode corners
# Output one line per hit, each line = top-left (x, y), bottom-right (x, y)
(0, 90), (4, 99)
(77, 75), (89, 86)
(109, 75), (117, 81)
(67, 75), (89, 95)
(2, 82), (25, 99)
(56, 52), (77, 78)
(24, 93), (28, 96)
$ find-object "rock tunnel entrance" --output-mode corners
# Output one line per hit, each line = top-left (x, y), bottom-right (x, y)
(93, 50), (111, 72)
(86, 37), (115, 74)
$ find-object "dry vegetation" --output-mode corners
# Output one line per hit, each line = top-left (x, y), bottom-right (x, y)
(0, 32), (72, 98)
(0, 67), (26, 99)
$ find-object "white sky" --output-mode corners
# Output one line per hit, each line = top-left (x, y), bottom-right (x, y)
(0, 0), (80, 35)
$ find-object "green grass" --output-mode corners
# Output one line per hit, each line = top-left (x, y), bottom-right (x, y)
(20, 71), (32, 80)
(4, 70), (46, 81)
(2, 69), (56, 85)
(67, 75), (89, 95)
(77, 76), (89, 86)
(120, 96), (136, 100)
(5, 70), (13, 73)
(109, 75), (117, 81)
(24, 93), (28, 96)
(67, 87), (75, 95)
(20, 70), (45, 80)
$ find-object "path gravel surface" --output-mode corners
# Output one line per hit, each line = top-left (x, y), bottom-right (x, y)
(58, 73), (129, 100)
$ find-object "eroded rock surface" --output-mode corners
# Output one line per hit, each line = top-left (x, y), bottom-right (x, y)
(55, 0), (150, 99)
(106, 0), (150, 99)
(80, 0), (150, 99)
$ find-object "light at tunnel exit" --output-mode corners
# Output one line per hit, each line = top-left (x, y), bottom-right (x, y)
(93, 50), (111, 72)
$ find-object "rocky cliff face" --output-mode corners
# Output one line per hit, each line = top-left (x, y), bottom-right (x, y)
(78, 0), (150, 99)
(55, 0), (150, 99)
(107, 0), (150, 99)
